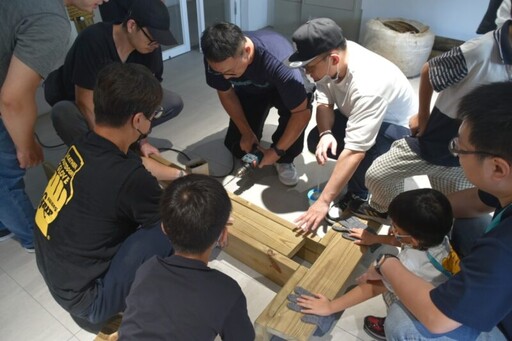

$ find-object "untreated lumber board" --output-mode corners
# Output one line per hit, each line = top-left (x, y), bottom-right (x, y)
(225, 226), (301, 286)
(229, 195), (305, 258)
(255, 265), (308, 341)
(266, 233), (364, 341)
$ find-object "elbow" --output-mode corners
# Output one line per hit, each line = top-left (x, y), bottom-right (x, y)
(0, 91), (23, 118)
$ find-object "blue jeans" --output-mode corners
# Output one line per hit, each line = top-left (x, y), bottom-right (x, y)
(76, 222), (173, 325)
(385, 301), (506, 340)
(0, 119), (34, 248)
(307, 110), (410, 198)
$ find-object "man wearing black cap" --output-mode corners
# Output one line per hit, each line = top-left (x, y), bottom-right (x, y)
(200, 22), (313, 186)
(45, 0), (183, 156)
(289, 18), (416, 232)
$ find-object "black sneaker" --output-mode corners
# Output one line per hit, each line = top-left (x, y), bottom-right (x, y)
(353, 202), (390, 225)
(363, 315), (386, 340)
(326, 192), (367, 224)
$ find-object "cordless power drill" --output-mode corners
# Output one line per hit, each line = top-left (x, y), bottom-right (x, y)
(234, 148), (264, 178)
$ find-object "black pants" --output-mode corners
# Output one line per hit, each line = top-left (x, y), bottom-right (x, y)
(224, 89), (308, 164)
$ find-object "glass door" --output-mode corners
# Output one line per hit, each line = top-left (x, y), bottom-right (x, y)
(161, 0), (191, 59)
(196, 0), (241, 51)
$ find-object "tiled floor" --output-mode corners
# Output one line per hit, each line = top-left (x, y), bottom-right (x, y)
(2, 49), (428, 340)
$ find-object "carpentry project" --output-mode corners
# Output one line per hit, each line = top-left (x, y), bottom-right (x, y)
(96, 154), (369, 340)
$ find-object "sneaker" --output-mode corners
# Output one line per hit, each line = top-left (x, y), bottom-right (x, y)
(363, 315), (386, 341)
(24, 246), (35, 253)
(353, 202), (390, 225)
(325, 192), (367, 224)
(0, 229), (14, 242)
(275, 163), (298, 186)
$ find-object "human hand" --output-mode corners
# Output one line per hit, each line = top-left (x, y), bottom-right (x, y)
(17, 138), (43, 168)
(294, 199), (329, 232)
(258, 146), (280, 168)
(349, 228), (379, 246)
(315, 134), (337, 165)
(297, 293), (333, 316)
(240, 132), (258, 154)
(409, 114), (419, 136)
(139, 139), (160, 157)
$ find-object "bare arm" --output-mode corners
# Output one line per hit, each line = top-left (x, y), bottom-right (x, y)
(141, 156), (184, 181)
(297, 281), (387, 316)
(75, 85), (95, 130)
(379, 258), (461, 333)
(217, 88), (257, 153)
(0, 55), (43, 168)
(259, 98), (311, 167)
(295, 148), (365, 231)
(448, 187), (494, 218)
(410, 62), (434, 137)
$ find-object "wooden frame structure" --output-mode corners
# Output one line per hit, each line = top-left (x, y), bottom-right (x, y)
(95, 155), (368, 340)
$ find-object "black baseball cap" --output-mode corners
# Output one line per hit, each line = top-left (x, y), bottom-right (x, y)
(286, 18), (345, 68)
(128, 0), (178, 46)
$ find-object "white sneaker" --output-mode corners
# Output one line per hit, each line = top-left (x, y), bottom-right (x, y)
(275, 163), (298, 186)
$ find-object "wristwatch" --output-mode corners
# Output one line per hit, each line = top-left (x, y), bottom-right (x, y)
(272, 145), (286, 157)
(374, 253), (398, 276)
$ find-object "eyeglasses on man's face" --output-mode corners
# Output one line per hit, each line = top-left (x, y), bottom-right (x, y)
(448, 137), (498, 158)
(207, 51), (244, 77)
(147, 106), (164, 121)
(137, 23), (159, 47)
(302, 53), (330, 74)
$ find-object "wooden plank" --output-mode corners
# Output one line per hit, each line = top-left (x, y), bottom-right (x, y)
(255, 266), (308, 341)
(224, 227), (301, 286)
(230, 200), (305, 257)
(266, 233), (364, 341)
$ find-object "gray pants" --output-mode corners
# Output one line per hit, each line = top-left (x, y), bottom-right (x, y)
(365, 139), (473, 213)
(51, 88), (183, 146)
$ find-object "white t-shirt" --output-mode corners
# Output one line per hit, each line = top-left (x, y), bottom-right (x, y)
(315, 41), (416, 152)
(383, 236), (452, 294)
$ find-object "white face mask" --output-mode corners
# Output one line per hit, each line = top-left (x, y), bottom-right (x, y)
(316, 55), (339, 85)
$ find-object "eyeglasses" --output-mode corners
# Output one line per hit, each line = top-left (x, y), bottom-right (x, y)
(207, 51), (244, 77)
(303, 53), (329, 73)
(147, 106), (164, 121)
(448, 137), (498, 158)
(390, 223), (411, 243)
(137, 22), (158, 47)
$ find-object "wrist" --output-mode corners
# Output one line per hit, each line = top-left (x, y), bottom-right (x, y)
(319, 130), (332, 138)
(272, 145), (286, 157)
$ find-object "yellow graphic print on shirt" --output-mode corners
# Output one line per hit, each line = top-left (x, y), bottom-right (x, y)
(35, 146), (84, 237)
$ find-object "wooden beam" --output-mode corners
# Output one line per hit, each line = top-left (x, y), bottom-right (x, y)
(255, 266), (308, 341)
(266, 233), (364, 341)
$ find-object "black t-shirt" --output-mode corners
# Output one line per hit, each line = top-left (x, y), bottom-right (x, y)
(34, 132), (162, 315)
(119, 255), (255, 340)
(205, 29), (308, 111)
(44, 22), (163, 104)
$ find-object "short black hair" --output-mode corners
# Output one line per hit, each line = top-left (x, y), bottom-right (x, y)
(200, 22), (246, 62)
(94, 63), (162, 127)
(388, 189), (453, 249)
(457, 82), (512, 164)
(160, 174), (232, 254)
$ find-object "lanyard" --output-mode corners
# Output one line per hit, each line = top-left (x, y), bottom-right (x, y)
(427, 251), (453, 278)
(485, 204), (511, 234)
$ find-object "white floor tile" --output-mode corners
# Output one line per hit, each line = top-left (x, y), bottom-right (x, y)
(0, 271), (73, 341)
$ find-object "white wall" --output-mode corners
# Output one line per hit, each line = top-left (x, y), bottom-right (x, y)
(241, 0), (271, 30)
(360, 0), (488, 42)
